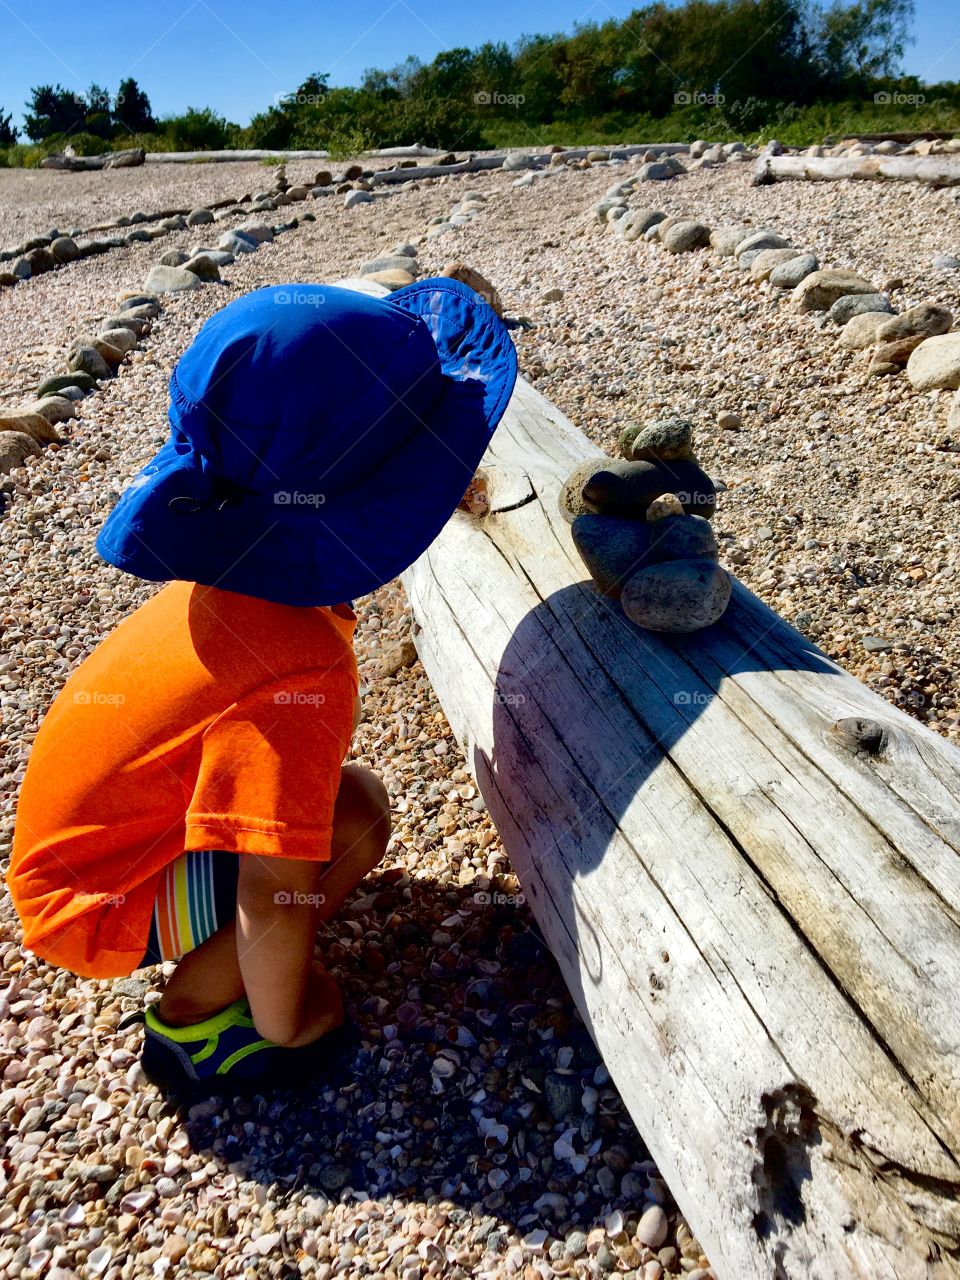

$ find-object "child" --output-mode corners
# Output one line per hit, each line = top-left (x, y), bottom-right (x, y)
(8, 278), (518, 1092)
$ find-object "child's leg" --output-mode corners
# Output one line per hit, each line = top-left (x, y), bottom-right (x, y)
(157, 765), (390, 1026)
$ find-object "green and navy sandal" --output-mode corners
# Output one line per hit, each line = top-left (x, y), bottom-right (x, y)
(121, 999), (357, 1097)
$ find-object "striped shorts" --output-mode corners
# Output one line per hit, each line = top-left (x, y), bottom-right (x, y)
(141, 850), (240, 966)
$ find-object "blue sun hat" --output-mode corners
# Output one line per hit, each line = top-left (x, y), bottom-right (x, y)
(95, 279), (518, 606)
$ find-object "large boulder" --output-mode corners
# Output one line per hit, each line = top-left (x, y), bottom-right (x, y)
(663, 220), (711, 253)
(792, 269), (877, 312)
(876, 303), (953, 342)
(143, 265), (203, 294)
(905, 334), (960, 391)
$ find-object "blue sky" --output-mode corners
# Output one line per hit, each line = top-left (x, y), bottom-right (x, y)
(0, 0), (957, 131)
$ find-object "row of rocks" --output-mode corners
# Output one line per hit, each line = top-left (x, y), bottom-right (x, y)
(0, 162), (380, 288)
(804, 136), (960, 159)
(0, 163), (323, 495)
(599, 196), (960, 425)
(560, 419), (732, 632)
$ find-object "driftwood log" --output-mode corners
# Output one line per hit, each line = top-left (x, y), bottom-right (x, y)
(371, 144), (689, 186)
(404, 380), (960, 1276)
(340, 279), (960, 1276)
(40, 147), (145, 171)
(757, 154), (960, 186)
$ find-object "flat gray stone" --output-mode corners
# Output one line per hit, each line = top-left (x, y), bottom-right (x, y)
(768, 254), (818, 289)
(828, 293), (893, 325)
(621, 558), (732, 632)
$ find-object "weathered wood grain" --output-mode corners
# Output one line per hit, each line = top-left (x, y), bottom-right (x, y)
(401, 378), (960, 1278)
(758, 154), (960, 185)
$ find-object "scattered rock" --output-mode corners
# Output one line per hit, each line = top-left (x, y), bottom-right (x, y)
(0, 430), (42, 474)
(905, 334), (960, 390)
(183, 254), (221, 283)
(68, 345), (113, 380)
(218, 230), (258, 255)
(621, 558), (732, 632)
(828, 293), (893, 325)
(717, 410), (742, 431)
(932, 254), (960, 270)
(187, 208), (214, 226)
(364, 269), (415, 291)
(662, 221), (711, 253)
(544, 1071), (581, 1121)
(867, 336), (925, 371)
(25, 396), (78, 425)
(615, 209), (666, 242)
(749, 247), (801, 280)
(793, 269), (877, 312)
(143, 265), (203, 294)
(710, 225), (753, 255)
(37, 371), (96, 397)
(345, 191), (374, 208)
(637, 1205), (669, 1249)
(542, 287), (565, 303)
(159, 249), (190, 267)
(839, 311), (891, 350)
(361, 255), (421, 278)
(768, 254), (818, 289)
(25, 246), (57, 275)
(876, 303), (953, 342)
(637, 162), (672, 181)
(378, 636), (418, 677)
(0, 413), (61, 444)
(735, 230), (790, 256)
(441, 263), (503, 315)
(50, 236), (79, 264)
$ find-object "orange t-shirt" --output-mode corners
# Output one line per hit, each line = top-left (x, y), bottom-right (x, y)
(8, 581), (359, 978)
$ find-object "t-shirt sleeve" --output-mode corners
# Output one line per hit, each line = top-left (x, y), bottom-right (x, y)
(184, 662), (358, 860)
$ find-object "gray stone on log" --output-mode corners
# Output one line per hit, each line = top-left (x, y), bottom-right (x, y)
(187, 208), (214, 226)
(344, 190), (374, 208)
(50, 236), (80, 264)
(571, 514), (655, 597)
(560, 457), (716, 523)
(648, 514), (718, 563)
(621, 558), (732, 633)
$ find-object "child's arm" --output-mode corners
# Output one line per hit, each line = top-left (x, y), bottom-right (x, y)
(236, 853), (343, 1047)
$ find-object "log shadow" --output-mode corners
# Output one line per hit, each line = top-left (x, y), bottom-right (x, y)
(476, 577), (842, 1238)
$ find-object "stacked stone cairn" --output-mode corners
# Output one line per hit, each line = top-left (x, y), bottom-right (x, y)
(560, 418), (732, 633)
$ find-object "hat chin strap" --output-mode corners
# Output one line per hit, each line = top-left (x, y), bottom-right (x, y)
(168, 473), (256, 514)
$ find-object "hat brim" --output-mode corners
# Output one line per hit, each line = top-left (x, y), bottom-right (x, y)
(96, 277), (518, 606)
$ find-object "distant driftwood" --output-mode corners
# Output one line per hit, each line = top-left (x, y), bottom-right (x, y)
(372, 143), (689, 185)
(145, 149), (331, 164)
(757, 154), (960, 186)
(40, 147), (145, 171)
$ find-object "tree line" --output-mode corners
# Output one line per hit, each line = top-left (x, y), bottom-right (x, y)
(2, 0), (957, 158)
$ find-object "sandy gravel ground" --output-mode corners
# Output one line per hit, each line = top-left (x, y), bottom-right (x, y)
(1, 154), (960, 1280)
